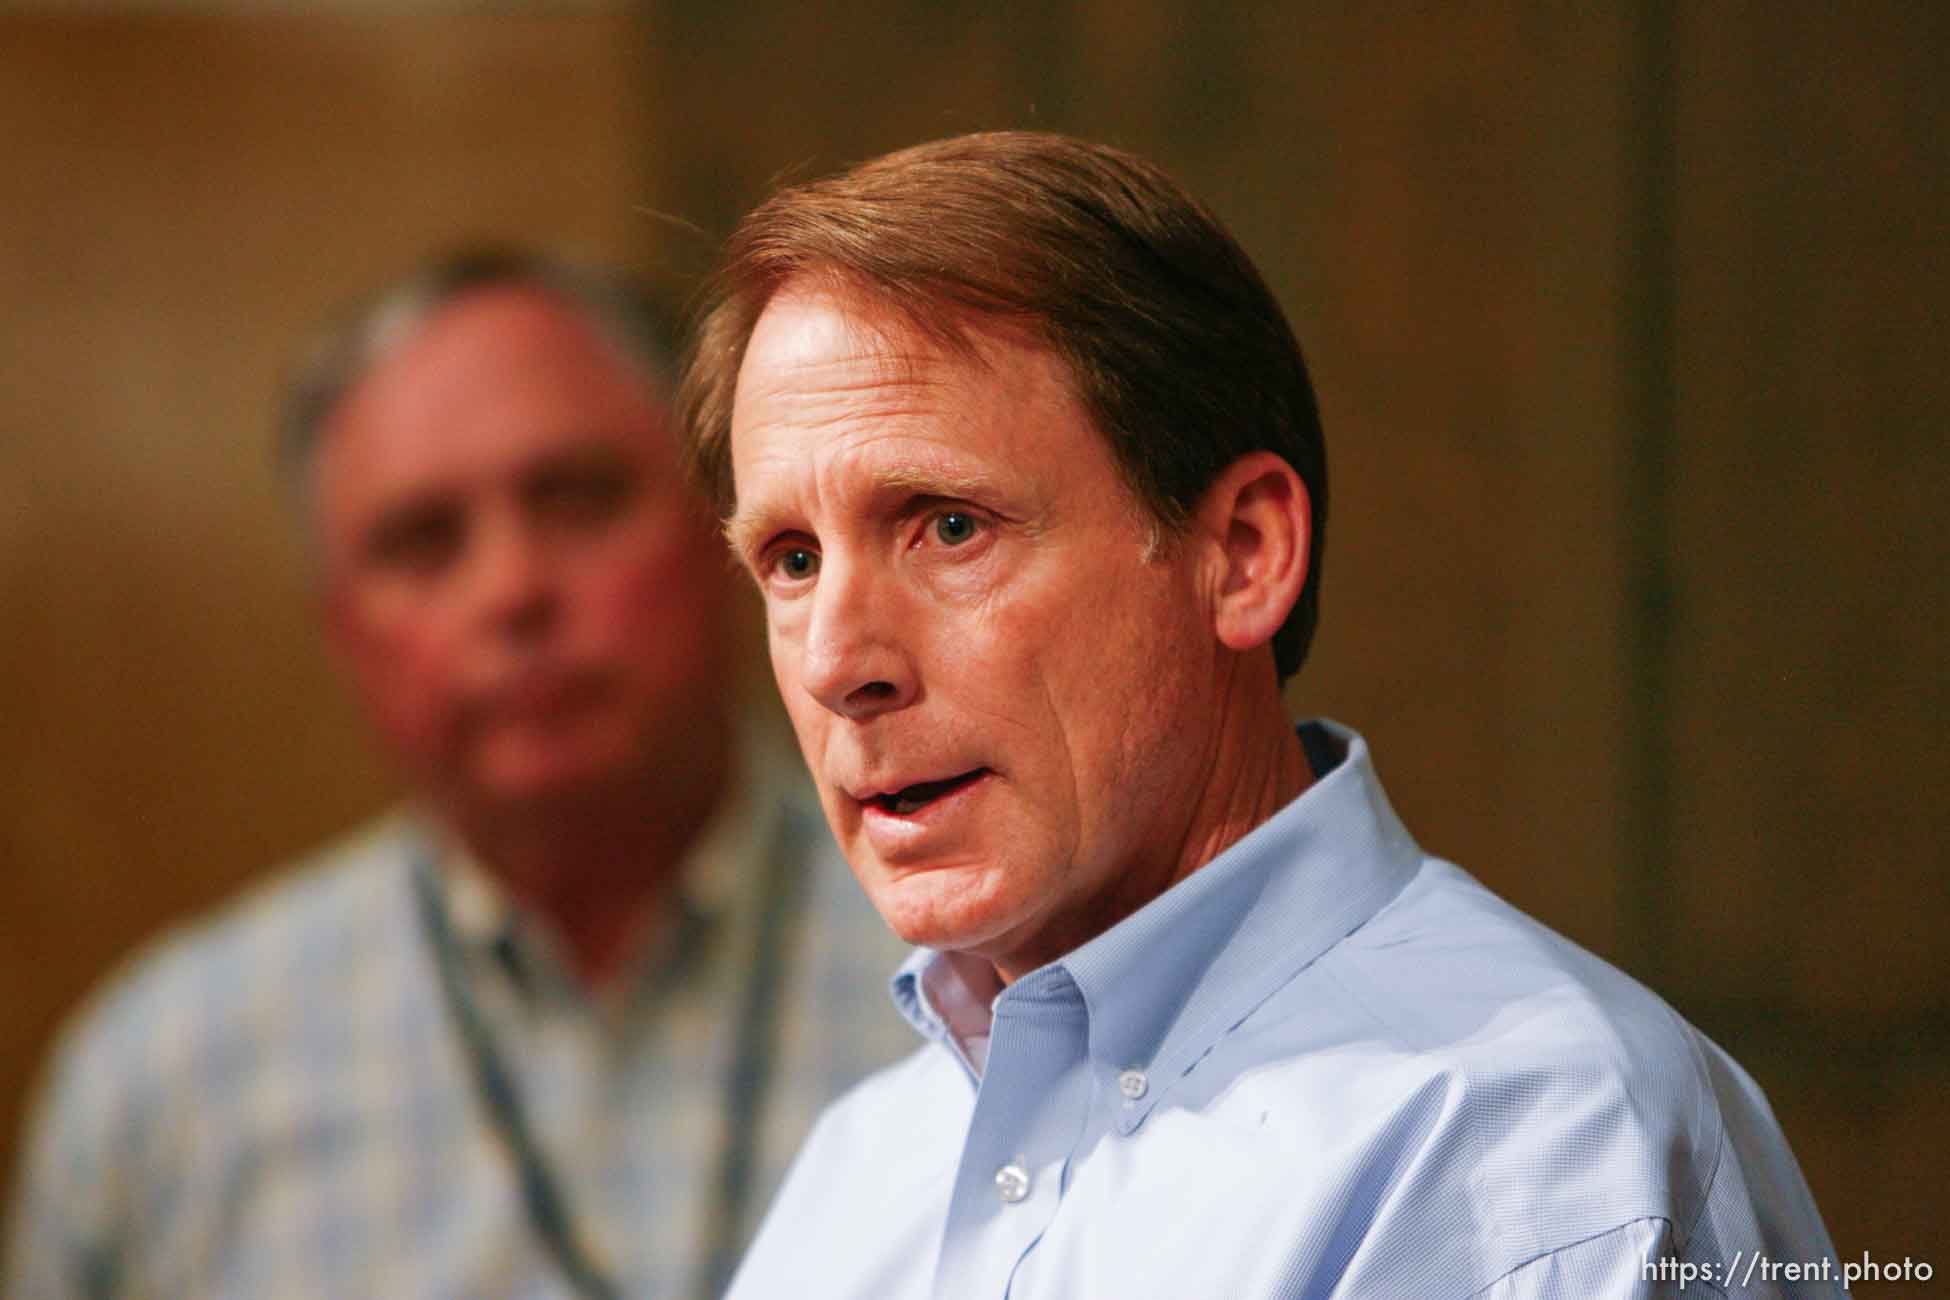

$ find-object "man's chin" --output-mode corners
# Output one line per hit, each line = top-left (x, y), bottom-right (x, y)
(858, 863), (1025, 956)
(460, 747), (636, 814)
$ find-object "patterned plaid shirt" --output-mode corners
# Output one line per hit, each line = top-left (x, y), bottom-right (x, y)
(5, 767), (916, 1299)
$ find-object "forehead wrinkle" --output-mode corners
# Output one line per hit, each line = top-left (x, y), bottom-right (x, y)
(737, 283), (990, 414)
(740, 351), (956, 427)
(808, 414), (1024, 506)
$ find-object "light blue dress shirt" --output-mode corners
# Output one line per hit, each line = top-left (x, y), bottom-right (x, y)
(728, 722), (1838, 1299)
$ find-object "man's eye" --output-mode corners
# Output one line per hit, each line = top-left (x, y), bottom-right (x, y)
(529, 463), (638, 526)
(367, 508), (463, 574)
(933, 511), (980, 546)
(777, 547), (820, 581)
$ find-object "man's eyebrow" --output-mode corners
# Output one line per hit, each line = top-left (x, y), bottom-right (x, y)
(723, 508), (782, 565)
(723, 462), (1012, 563)
(869, 462), (1006, 502)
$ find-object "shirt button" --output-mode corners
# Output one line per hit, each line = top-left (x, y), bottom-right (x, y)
(1117, 1068), (1149, 1100)
(994, 1161), (1031, 1204)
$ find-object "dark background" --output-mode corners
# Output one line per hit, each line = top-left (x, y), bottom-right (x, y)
(4, 4), (1943, 1281)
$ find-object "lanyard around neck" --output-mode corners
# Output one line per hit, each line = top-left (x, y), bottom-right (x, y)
(410, 812), (808, 1300)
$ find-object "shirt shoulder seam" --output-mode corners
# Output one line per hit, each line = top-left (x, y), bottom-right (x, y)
(1462, 1215), (1723, 1299)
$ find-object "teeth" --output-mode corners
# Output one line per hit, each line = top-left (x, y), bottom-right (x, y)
(871, 770), (986, 815)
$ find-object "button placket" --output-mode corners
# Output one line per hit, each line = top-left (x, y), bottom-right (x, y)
(931, 968), (1090, 1299)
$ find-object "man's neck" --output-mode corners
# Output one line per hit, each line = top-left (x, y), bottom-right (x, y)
(1166, 695), (1312, 890)
(449, 765), (730, 990)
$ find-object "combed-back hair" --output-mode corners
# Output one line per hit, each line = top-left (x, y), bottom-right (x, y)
(679, 130), (1328, 681)
(279, 246), (679, 490)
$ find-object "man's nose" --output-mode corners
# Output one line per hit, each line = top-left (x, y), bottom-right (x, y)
(467, 516), (558, 637)
(797, 558), (916, 722)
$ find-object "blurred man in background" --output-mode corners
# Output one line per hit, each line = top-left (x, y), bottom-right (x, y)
(4, 248), (911, 1299)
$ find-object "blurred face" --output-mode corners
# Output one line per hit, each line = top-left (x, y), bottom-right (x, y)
(728, 284), (1225, 979)
(315, 287), (730, 825)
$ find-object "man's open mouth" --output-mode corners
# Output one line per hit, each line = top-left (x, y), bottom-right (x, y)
(869, 769), (989, 816)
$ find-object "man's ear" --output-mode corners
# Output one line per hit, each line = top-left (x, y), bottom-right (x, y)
(1194, 451), (1311, 655)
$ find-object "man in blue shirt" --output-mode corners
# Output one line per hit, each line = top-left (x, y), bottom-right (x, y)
(678, 132), (1840, 1297)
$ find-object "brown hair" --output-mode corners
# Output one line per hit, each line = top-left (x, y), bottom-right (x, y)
(680, 130), (1327, 681)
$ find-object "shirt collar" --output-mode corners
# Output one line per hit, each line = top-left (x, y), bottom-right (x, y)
(893, 721), (1422, 1123)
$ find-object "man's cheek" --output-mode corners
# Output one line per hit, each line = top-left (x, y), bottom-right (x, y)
(611, 554), (725, 656)
(358, 650), (460, 765)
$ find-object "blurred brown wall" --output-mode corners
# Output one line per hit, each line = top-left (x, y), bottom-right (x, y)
(5, 1), (1945, 1277)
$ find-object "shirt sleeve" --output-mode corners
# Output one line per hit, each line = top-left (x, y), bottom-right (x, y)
(1473, 1218), (1697, 1299)
(3, 1026), (128, 1300)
